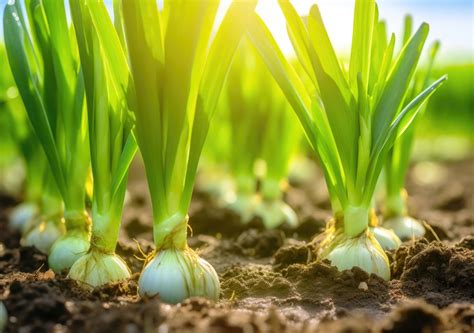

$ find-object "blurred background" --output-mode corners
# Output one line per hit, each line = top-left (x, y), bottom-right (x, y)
(0, 0), (472, 161)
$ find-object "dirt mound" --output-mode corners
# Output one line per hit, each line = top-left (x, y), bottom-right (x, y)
(221, 265), (294, 299)
(1, 159), (473, 332)
(392, 239), (474, 307)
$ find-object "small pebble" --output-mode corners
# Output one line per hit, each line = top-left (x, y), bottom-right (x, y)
(358, 282), (368, 291)
(43, 269), (55, 280)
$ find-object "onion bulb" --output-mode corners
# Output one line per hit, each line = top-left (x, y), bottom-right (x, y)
(9, 202), (38, 231)
(48, 231), (90, 272)
(21, 217), (65, 253)
(322, 230), (390, 280)
(138, 247), (219, 304)
(371, 226), (402, 250)
(383, 216), (425, 240)
(68, 250), (130, 288)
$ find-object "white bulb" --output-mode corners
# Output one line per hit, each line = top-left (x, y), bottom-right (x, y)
(69, 251), (130, 288)
(9, 202), (37, 231)
(21, 219), (65, 254)
(383, 216), (425, 240)
(324, 231), (390, 280)
(138, 248), (220, 304)
(48, 233), (90, 273)
(371, 226), (401, 250)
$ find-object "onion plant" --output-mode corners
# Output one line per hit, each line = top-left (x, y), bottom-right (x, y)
(223, 41), (301, 229)
(67, 0), (137, 287)
(255, 66), (301, 229)
(21, 176), (64, 254)
(123, 0), (256, 303)
(224, 42), (269, 223)
(4, 0), (91, 272)
(2, 104), (64, 254)
(383, 15), (440, 240)
(0, 45), (26, 196)
(247, 0), (446, 279)
(1, 31), (63, 253)
(0, 44), (36, 225)
(8, 142), (43, 233)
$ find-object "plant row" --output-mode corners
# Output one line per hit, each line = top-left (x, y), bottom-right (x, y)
(0, 0), (445, 304)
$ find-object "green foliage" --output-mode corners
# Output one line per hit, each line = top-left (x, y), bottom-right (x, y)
(385, 15), (441, 210)
(0, 40), (50, 202)
(225, 40), (300, 190)
(3, 0), (90, 214)
(247, 0), (446, 235)
(225, 41), (271, 185)
(0, 44), (25, 176)
(70, 0), (137, 252)
(123, 0), (256, 244)
(211, 40), (301, 227)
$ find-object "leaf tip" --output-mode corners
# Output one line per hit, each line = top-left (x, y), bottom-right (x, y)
(309, 4), (321, 19)
(420, 22), (430, 34)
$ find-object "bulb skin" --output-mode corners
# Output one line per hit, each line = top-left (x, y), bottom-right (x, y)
(68, 250), (130, 288)
(383, 216), (426, 240)
(138, 247), (220, 304)
(323, 231), (390, 280)
(254, 200), (298, 229)
(21, 218), (65, 254)
(371, 226), (401, 250)
(10, 202), (37, 231)
(48, 233), (90, 273)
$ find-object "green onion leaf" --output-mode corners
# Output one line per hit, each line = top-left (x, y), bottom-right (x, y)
(372, 23), (429, 146)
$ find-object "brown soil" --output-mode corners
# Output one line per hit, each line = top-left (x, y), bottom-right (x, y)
(0, 159), (473, 333)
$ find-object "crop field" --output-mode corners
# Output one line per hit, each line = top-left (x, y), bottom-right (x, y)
(0, 0), (472, 332)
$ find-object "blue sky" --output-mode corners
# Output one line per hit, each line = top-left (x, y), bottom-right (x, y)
(1, 0), (472, 62)
(261, 0), (474, 62)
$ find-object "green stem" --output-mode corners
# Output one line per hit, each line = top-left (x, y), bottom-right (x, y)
(90, 213), (118, 253)
(62, 171), (89, 233)
(343, 205), (369, 237)
(41, 190), (63, 218)
(25, 156), (46, 204)
(91, 180), (128, 253)
(329, 191), (343, 218)
(39, 170), (63, 216)
(153, 212), (188, 250)
(64, 208), (90, 236)
(385, 188), (408, 218)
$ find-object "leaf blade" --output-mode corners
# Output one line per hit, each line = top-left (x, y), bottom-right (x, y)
(364, 75), (447, 203)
